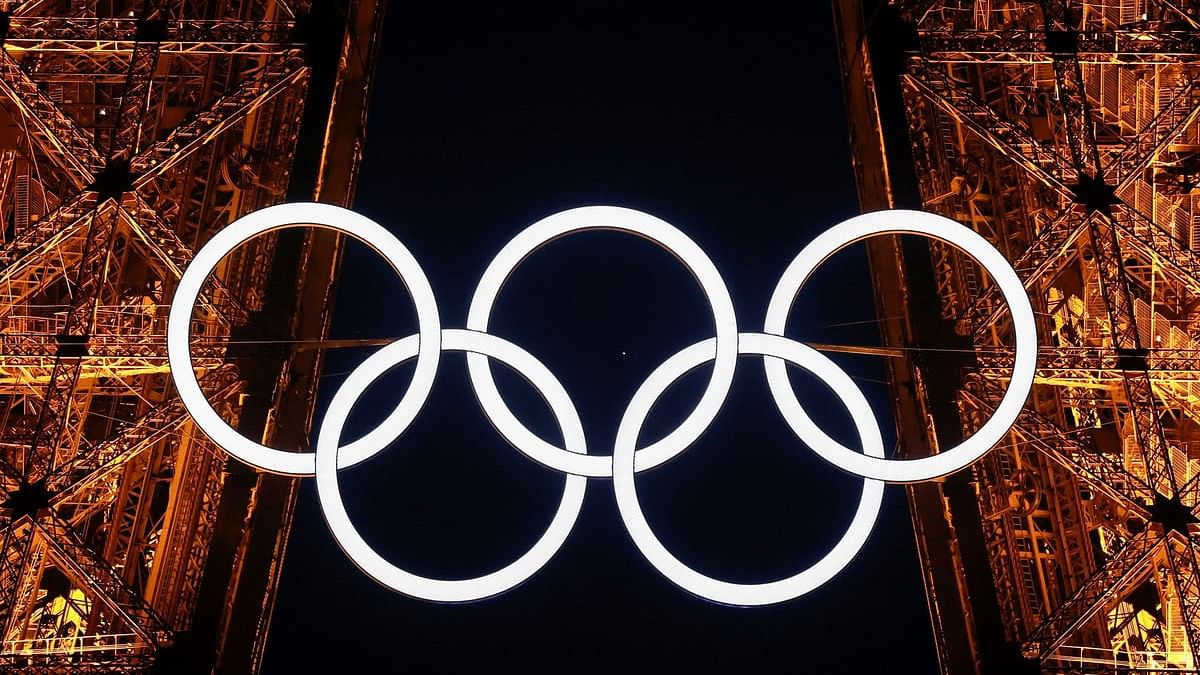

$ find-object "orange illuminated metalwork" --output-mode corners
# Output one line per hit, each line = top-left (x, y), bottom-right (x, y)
(0, 0), (385, 672)
(837, 1), (1200, 673)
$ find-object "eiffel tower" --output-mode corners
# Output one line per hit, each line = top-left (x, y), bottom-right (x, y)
(839, 1), (1200, 673)
(0, 0), (384, 671)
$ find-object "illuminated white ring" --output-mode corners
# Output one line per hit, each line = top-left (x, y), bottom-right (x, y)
(314, 328), (587, 602)
(167, 202), (442, 476)
(466, 205), (738, 478)
(612, 332), (885, 606)
(763, 209), (1036, 482)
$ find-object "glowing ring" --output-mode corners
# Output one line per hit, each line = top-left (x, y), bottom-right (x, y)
(314, 328), (587, 602)
(466, 206), (738, 478)
(167, 202), (442, 476)
(763, 209), (1036, 482)
(612, 332), (885, 606)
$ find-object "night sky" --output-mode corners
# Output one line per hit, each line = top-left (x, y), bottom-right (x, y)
(261, 2), (941, 672)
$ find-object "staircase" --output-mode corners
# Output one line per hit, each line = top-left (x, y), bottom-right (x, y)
(1110, 83), (1200, 188)
(0, 54), (101, 183)
(908, 62), (1076, 188)
(132, 55), (306, 178)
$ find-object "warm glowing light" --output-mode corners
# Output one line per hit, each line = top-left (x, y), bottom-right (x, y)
(167, 203), (1036, 605)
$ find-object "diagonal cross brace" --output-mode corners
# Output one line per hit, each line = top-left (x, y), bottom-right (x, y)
(35, 513), (170, 646)
(962, 379), (1155, 516)
(1023, 526), (1163, 661)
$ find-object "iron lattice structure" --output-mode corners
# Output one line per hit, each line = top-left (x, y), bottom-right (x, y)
(837, 0), (1200, 673)
(0, 0), (384, 672)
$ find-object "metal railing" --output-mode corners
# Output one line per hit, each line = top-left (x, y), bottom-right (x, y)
(1047, 644), (1195, 671)
(0, 632), (145, 656)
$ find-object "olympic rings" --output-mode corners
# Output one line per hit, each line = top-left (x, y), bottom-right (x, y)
(167, 203), (1036, 606)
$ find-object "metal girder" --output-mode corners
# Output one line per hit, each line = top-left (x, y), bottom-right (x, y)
(0, 660), (151, 674)
(1155, 0), (1200, 29)
(0, 305), (227, 361)
(0, 337), (221, 361)
(1166, 532), (1200, 668)
(919, 31), (1200, 64)
(1023, 526), (1164, 661)
(908, 54), (1200, 339)
(23, 358), (86, 482)
(0, 52), (99, 189)
(0, 54), (307, 325)
(962, 378), (1155, 514)
(0, 523), (35, 643)
(22, 201), (142, 473)
(105, 40), (161, 164)
(120, 198), (247, 327)
(4, 18), (295, 56)
(960, 212), (1086, 339)
(895, 0), (943, 26)
(0, 231), (238, 663)
(8, 0), (67, 17)
(130, 54), (307, 179)
(0, 194), (100, 270)
(1045, 57), (1102, 183)
(903, 61), (1077, 192)
(919, 101), (1200, 340)
(1, 535), (43, 643)
(0, 194), (241, 326)
(0, 0), (363, 666)
(46, 368), (239, 502)
(1109, 83), (1200, 191)
(118, 201), (201, 282)
(979, 346), (1200, 383)
(0, 227), (98, 312)
(1024, 2), (1178, 510)
(1086, 216), (1180, 499)
(0, 341), (160, 360)
(896, 2), (1200, 670)
(12, 19), (174, 649)
(1111, 206), (1200, 297)
(35, 514), (169, 645)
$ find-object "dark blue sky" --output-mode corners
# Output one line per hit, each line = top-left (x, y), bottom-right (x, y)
(262, 2), (940, 672)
